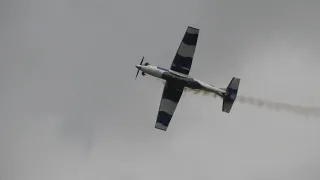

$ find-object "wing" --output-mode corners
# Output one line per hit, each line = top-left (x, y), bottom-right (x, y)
(170, 26), (199, 75)
(155, 82), (184, 131)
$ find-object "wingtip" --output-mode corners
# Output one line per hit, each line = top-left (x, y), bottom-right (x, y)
(155, 123), (168, 131)
(186, 26), (199, 34)
(187, 26), (199, 30)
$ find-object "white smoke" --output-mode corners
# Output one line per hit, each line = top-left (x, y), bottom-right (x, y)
(157, 78), (320, 118)
(236, 95), (320, 118)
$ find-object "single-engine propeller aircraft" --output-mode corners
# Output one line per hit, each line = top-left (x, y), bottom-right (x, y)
(135, 26), (240, 131)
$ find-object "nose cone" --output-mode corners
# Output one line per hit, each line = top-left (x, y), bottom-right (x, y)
(135, 65), (142, 70)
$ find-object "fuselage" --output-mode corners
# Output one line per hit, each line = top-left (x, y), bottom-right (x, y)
(135, 64), (226, 97)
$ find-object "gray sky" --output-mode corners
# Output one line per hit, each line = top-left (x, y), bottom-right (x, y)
(1, 0), (320, 179)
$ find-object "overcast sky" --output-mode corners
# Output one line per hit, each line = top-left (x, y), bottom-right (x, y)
(1, 0), (320, 179)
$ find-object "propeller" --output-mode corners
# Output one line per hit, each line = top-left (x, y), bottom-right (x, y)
(135, 56), (144, 79)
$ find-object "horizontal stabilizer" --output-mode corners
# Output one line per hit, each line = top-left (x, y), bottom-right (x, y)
(222, 77), (240, 113)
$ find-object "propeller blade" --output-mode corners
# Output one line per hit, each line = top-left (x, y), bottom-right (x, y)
(140, 57), (144, 65)
(135, 56), (144, 79)
(135, 69), (140, 79)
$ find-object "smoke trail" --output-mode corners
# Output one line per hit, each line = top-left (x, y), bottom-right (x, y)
(236, 95), (320, 118)
(156, 78), (320, 118)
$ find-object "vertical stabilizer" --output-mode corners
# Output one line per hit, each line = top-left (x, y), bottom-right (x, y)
(222, 77), (240, 113)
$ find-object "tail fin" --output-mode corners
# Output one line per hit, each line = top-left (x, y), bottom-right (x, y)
(222, 77), (240, 113)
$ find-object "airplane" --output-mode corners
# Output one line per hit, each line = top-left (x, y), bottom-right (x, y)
(135, 26), (240, 131)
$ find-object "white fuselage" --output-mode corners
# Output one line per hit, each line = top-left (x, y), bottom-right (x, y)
(135, 64), (226, 97)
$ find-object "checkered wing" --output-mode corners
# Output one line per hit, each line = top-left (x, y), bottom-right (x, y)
(170, 26), (199, 75)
